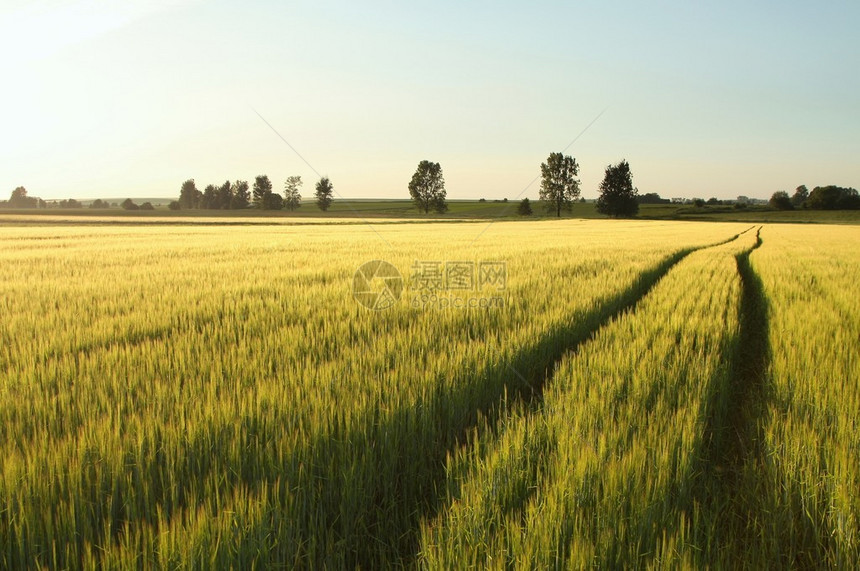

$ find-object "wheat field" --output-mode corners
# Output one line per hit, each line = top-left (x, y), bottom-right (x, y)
(1, 219), (857, 568)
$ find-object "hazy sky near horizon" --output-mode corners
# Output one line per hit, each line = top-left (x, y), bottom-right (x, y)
(1, 0), (858, 201)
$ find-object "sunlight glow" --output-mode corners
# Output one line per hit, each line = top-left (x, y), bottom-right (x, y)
(0, 0), (195, 67)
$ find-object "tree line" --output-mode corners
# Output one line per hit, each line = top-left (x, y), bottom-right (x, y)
(0, 187), (46, 209)
(173, 175), (334, 211)
(0, 158), (640, 218)
(168, 155), (637, 217)
(0, 188), (161, 210)
(769, 185), (860, 211)
(4, 167), (856, 216)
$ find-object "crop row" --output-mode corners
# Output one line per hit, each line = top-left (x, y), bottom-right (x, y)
(743, 225), (860, 567)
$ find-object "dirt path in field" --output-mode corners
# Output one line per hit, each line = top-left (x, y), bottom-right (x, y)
(725, 228), (769, 473)
(689, 227), (771, 563)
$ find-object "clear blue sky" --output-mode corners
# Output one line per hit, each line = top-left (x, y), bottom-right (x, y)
(1, 0), (858, 201)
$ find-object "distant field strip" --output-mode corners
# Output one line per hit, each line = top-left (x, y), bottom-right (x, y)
(0, 221), (746, 568)
(419, 229), (763, 567)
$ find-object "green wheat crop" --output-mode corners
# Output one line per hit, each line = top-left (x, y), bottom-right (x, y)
(1, 219), (856, 568)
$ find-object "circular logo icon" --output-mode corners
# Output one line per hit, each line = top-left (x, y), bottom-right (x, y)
(353, 260), (403, 311)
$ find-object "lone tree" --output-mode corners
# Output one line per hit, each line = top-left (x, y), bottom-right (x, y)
(539, 152), (580, 217)
(179, 179), (199, 209)
(596, 159), (639, 218)
(769, 191), (794, 210)
(253, 175), (274, 209)
(315, 177), (334, 211)
(408, 160), (448, 213)
(517, 197), (533, 216)
(284, 176), (303, 211)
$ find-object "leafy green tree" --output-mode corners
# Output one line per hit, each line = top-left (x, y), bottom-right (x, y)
(284, 176), (303, 211)
(841, 188), (860, 209)
(253, 175), (274, 209)
(539, 152), (580, 217)
(9, 186), (27, 206)
(596, 159), (639, 218)
(59, 199), (83, 208)
(791, 185), (808, 208)
(231, 180), (250, 209)
(769, 191), (794, 210)
(217, 180), (233, 210)
(408, 160), (447, 213)
(121, 198), (139, 211)
(179, 179), (199, 209)
(638, 192), (669, 204)
(140, 202), (155, 211)
(807, 186), (860, 210)
(90, 199), (110, 209)
(315, 177), (334, 211)
(168, 200), (181, 211)
(517, 197), (533, 216)
(8, 186), (39, 208)
(201, 184), (218, 209)
(264, 193), (284, 210)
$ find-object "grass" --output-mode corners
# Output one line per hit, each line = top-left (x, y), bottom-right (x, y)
(4, 201), (859, 225)
(1, 200), (596, 221)
(666, 206), (860, 225)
